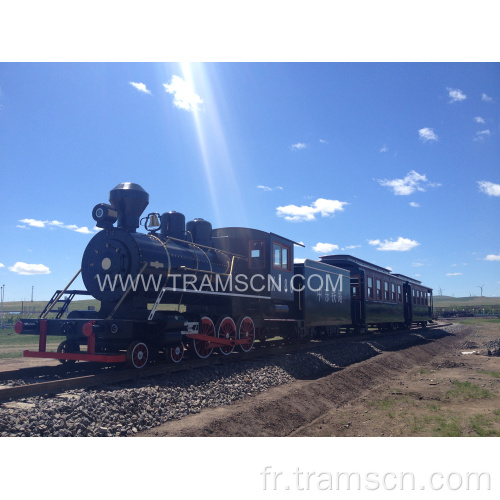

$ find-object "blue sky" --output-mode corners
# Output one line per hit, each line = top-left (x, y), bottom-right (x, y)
(0, 62), (499, 301)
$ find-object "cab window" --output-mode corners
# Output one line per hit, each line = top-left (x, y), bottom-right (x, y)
(273, 242), (291, 271)
(249, 240), (265, 269)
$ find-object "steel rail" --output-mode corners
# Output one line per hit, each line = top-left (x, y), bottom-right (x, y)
(0, 321), (450, 403)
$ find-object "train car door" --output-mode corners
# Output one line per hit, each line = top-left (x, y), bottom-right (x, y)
(350, 274), (363, 325)
(270, 238), (294, 302)
(403, 283), (412, 324)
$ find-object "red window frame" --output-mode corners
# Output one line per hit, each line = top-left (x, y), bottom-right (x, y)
(367, 276), (373, 299)
(272, 242), (292, 271)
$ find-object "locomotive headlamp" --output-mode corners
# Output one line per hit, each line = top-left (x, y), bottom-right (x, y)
(92, 203), (118, 229)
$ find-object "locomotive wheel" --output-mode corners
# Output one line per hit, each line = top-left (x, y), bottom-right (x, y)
(126, 341), (149, 369)
(237, 316), (255, 353)
(217, 316), (236, 355)
(57, 340), (80, 365)
(194, 316), (215, 359)
(169, 342), (185, 363)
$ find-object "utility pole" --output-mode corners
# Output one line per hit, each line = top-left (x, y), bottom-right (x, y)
(477, 284), (485, 297)
(438, 287), (445, 296)
(31, 286), (34, 302)
(1, 285), (4, 328)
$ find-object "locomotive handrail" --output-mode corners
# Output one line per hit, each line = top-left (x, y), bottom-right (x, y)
(40, 269), (82, 319)
(148, 233), (172, 278)
(158, 233), (247, 260)
(106, 262), (148, 320)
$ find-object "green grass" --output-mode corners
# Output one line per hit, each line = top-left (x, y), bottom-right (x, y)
(433, 296), (500, 308)
(369, 398), (399, 410)
(477, 369), (500, 379)
(0, 326), (65, 359)
(432, 416), (463, 436)
(446, 381), (493, 400)
(1, 299), (100, 314)
(469, 414), (500, 437)
(454, 318), (500, 326)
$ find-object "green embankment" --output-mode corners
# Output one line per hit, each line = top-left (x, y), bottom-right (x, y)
(433, 296), (500, 314)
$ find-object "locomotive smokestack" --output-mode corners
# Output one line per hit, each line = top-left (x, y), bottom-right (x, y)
(109, 182), (149, 232)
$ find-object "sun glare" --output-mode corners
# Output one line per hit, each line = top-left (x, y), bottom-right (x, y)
(176, 62), (245, 227)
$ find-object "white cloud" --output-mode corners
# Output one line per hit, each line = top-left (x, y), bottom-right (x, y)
(482, 93), (493, 102)
(257, 185), (283, 192)
(380, 145), (388, 153)
(312, 242), (339, 253)
(447, 87), (467, 102)
(9, 262), (50, 275)
(412, 262), (424, 267)
(75, 227), (94, 234)
(386, 266), (393, 271)
(485, 253), (500, 261)
(20, 218), (46, 228)
(419, 128), (438, 142)
(294, 258), (306, 264)
(319, 139), (328, 144)
(18, 218), (98, 234)
(343, 244), (361, 250)
(291, 142), (307, 150)
(376, 170), (439, 196)
(0, 263), (4, 268)
(474, 129), (491, 141)
(277, 198), (348, 222)
(477, 181), (500, 196)
(163, 75), (203, 112)
(446, 272), (463, 276)
(129, 82), (152, 95)
(368, 237), (420, 251)
(409, 202), (420, 207)
(474, 116), (485, 124)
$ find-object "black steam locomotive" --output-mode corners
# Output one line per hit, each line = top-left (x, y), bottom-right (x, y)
(15, 182), (433, 368)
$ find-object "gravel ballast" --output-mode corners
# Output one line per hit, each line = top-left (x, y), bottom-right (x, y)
(0, 326), (456, 437)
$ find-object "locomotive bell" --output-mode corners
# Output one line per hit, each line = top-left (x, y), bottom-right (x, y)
(109, 182), (149, 232)
(148, 213), (160, 228)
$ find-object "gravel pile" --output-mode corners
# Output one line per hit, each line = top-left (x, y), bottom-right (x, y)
(0, 326), (456, 437)
(481, 339), (500, 356)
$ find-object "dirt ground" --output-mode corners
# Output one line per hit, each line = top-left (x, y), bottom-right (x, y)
(138, 320), (500, 437)
(0, 347), (60, 372)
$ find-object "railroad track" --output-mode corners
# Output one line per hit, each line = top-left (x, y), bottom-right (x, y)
(0, 321), (451, 403)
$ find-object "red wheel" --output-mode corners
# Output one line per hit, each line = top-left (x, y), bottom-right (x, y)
(169, 342), (185, 363)
(237, 316), (255, 353)
(256, 327), (266, 342)
(194, 317), (215, 359)
(217, 316), (236, 355)
(126, 341), (149, 369)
